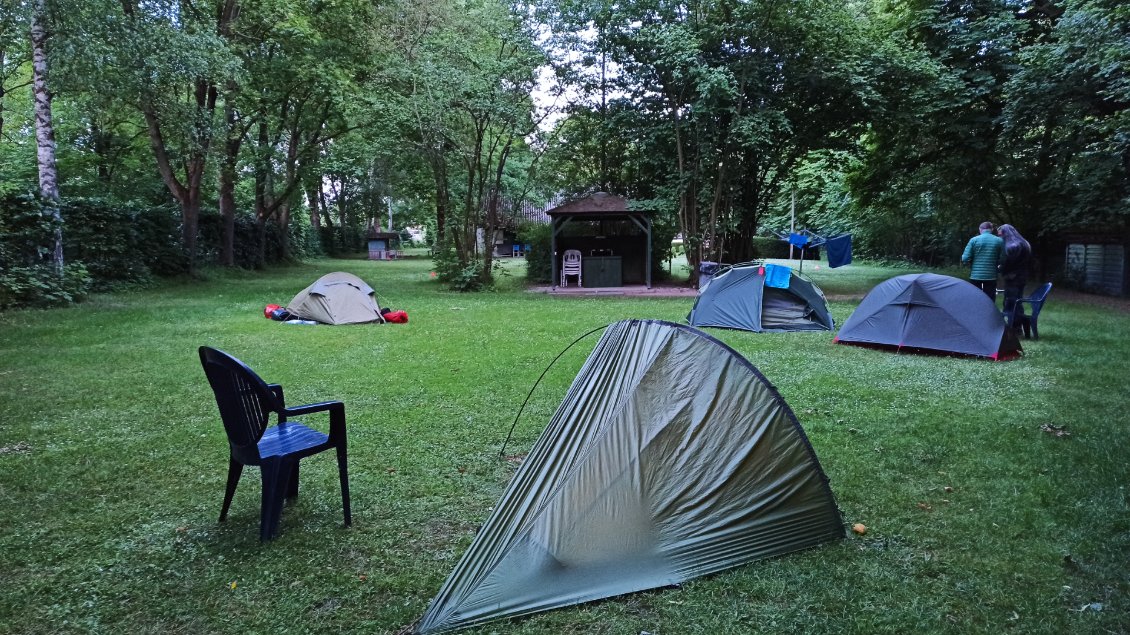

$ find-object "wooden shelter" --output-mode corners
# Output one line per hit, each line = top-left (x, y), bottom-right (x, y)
(366, 226), (401, 261)
(547, 193), (653, 288)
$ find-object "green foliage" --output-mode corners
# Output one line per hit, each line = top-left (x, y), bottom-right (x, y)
(0, 192), (55, 265)
(0, 262), (90, 309)
(518, 222), (553, 283)
(61, 198), (160, 289)
(0, 192), (89, 308)
(432, 240), (486, 292)
(749, 237), (821, 261)
(317, 225), (366, 257)
(852, 0), (1130, 262)
(540, 0), (881, 273)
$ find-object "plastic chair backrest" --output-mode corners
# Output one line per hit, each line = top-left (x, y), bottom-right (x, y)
(199, 347), (280, 463)
(1025, 282), (1053, 316)
(564, 249), (582, 267)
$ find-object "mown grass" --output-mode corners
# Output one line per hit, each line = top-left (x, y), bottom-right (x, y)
(0, 255), (1127, 634)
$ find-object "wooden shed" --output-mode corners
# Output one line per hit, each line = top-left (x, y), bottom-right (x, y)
(367, 228), (401, 261)
(547, 193), (654, 289)
(1064, 232), (1128, 296)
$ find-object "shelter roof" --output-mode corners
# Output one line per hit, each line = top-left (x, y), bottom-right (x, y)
(546, 192), (648, 216)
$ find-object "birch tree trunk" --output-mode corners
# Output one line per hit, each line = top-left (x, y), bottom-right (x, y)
(30, 0), (62, 273)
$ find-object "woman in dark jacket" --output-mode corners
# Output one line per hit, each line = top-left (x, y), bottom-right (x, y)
(997, 224), (1032, 334)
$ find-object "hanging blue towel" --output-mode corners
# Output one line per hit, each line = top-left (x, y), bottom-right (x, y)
(764, 263), (792, 288)
(788, 233), (810, 248)
(826, 234), (853, 268)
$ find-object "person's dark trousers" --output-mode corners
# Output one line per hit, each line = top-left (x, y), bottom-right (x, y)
(969, 279), (996, 301)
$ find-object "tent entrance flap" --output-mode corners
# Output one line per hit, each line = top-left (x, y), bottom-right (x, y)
(416, 319), (843, 634)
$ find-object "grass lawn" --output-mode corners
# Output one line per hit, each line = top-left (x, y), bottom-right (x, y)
(1, 254), (1127, 634)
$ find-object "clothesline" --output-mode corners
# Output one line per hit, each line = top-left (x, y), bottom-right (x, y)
(764, 229), (853, 270)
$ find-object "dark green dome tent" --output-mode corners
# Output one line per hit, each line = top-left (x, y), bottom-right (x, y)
(285, 272), (384, 325)
(835, 273), (1021, 360)
(687, 262), (834, 332)
(415, 320), (843, 634)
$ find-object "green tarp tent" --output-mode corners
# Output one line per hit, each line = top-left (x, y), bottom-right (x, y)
(285, 272), (384, 325)
(416, 319), (843, 633)
(687, 263), (834, 333)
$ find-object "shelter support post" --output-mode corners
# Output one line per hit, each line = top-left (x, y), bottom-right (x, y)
(627, 214), (652, 289)
(551, 218), (560, 288)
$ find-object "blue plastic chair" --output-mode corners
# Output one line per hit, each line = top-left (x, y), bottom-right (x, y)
(1014, 282), (1053, 340)
(199, 347), (351, 541)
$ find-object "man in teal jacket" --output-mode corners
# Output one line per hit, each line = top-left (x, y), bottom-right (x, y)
(961, 221), (1003, 300)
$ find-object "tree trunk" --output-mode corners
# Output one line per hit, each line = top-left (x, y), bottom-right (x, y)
(306, 178), (321, 229)
(671, 108), (701, 287)
(0, 50), (5, 141)
(30, 0), (62, 274)
(278, 203), (291, 260)
(429, 149), (449, 243)
(218, 102), (242, 267)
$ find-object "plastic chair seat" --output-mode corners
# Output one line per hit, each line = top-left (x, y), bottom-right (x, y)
(259, 422), (330, 459)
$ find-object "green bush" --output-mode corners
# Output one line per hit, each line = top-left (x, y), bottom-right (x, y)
(0, 262), (90, 309)
(0, 191), (56, 266)
(0, 192), (94, 308)
(62, 198), (158, 289)
(431, 240), (485, 291)
(133, 206), (187, 277)
(518, 222), (552, 283)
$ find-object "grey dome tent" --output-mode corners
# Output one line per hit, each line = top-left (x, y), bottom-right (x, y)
(416, 319), (844, 634)
(285, 272), (384, 325)
(687, 262), (834, 332)
(835, 273), (1021, 360)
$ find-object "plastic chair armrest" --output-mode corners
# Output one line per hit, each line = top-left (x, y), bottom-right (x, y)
(283, 401), (346, 442)
(283, 401), (342, 417)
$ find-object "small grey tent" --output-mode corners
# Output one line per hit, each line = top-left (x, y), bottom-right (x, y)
(835, 272), (1021, 360)
(416, 319), (844, 634)
(285, 272), (384, 325)
(687, 262), (834, 332)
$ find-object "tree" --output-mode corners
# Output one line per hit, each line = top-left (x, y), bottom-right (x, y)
(0, 0), (31, 146)
(851, 0), (1128, 265)
(1002, 0), (1129, 234)
(102, 0), (239, 273)
(540, 0), (879, 283)
(371, 0), (543, 286)
(30, 0), (61, 272)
